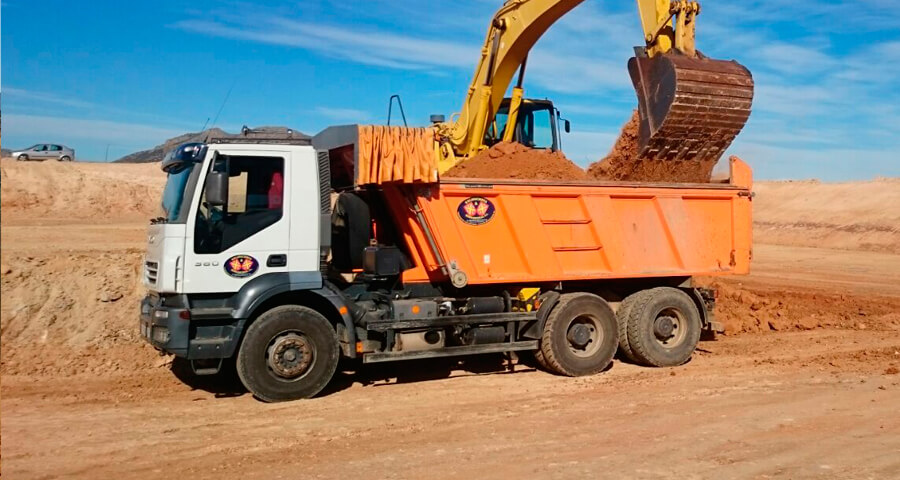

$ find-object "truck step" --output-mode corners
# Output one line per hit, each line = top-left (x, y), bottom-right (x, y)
(362, 340), (538, 364)
(190, 358), (223, 375)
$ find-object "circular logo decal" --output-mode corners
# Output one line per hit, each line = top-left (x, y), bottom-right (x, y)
(457, 197), (495, 225)
(224, 255), (259, 278)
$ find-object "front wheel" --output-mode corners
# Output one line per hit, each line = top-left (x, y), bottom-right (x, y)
(538, 292), (618, 376)
(17, 154), (28, 161)
(237, 305), (340, 402)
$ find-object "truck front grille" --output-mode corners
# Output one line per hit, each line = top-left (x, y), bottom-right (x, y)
(144, 261), (159, 285)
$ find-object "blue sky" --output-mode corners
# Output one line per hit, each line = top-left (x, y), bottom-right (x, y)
(2, 0), (899, 180)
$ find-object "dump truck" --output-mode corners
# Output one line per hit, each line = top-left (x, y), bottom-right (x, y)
(140, 0), (754, 402)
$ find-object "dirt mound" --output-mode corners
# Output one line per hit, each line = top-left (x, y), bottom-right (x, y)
(0, 251), (160, 375)
(0, 159), (165, 223)
(443, 141), (587, 180)
(705, 279), (900, 335)
(753, 179), (900, 254)
(585, 110), (717, 183)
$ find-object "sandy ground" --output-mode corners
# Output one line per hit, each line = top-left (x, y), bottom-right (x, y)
(2, 159), (900, 479)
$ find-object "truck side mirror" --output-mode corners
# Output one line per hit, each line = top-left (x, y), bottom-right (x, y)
(205, 171), (229, 207)
(564, 119), (571, 133)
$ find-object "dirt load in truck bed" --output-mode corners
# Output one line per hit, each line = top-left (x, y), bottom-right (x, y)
(443, 111), (718, 183)
(443, 141), (587, 181)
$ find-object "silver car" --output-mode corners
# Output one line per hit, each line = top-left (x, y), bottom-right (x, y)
(12, 143), (75, 162)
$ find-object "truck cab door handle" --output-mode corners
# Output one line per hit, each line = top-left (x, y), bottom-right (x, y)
(267, 254), (287, 267)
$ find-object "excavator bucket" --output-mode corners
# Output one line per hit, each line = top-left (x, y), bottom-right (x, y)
(628, 53), (754, 163)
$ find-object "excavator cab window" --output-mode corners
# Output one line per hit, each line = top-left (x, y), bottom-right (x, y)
(487, 99), (559, 152)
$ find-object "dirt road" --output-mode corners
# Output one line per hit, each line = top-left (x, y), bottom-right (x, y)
(2, 160), (900, 479)
(3, 328), (899, 479)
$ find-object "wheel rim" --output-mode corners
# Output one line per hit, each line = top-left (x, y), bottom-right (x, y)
(265, 331), (315, 381)
(565, 314), (604, 357)
(653, 307), (688, 348)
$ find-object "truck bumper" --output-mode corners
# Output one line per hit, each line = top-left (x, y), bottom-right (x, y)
(140, 295), (244, 360)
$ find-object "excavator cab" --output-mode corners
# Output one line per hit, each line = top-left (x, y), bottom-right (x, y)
(487, 98), (561, 151)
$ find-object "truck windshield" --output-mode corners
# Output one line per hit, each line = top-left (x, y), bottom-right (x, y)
(161, 163), (196, 222)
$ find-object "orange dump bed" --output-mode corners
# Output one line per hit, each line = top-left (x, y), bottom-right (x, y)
(386, 157), (752, 286)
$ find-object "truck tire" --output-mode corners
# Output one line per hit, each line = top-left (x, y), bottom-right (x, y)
(236, 305), (339, 402)
(538, 292), (617, 376)
(615, 295), (638, 362)
(622, 287), (701, 367)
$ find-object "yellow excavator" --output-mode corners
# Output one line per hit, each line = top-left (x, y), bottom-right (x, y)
(434, 0), (754, 172)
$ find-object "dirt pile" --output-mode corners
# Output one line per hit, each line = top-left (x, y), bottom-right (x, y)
(585, 110), (717, 183)
(444, 141), (587, 180)
(0, 159), (165, 223)
(0, 251), (160, 375)
(705, 279), (900, 335)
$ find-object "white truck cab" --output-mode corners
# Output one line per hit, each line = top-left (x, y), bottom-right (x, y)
(140, 137), (340, 374)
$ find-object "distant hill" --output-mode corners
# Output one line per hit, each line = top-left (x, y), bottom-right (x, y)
(114, 126), (309, 163)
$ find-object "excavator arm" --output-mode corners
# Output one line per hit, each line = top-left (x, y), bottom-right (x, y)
(437, 0), (587, 165)
(436, 0), (753, 173)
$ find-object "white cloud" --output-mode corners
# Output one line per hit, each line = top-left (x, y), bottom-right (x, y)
(3, 114), (185, 145)
(172, 4), (637, 96)
(314, 106), (371, 123)
(173, 17), (475, 71)
(3, 87), (96, 109)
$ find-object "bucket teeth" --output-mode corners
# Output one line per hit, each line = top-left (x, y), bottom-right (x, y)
(628, 53), (754, 163)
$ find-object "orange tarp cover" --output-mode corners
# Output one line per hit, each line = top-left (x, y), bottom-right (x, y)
(357, 125), (438, 185)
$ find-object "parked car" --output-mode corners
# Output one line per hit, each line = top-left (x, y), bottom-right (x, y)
(12, 144), (75, 162)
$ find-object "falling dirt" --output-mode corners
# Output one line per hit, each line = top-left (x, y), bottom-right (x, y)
(443, 141), (587, 181)
(585, 110), (718, 183)
(443, 111), (718, 183)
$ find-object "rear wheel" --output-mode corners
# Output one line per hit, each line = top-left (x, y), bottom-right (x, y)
(615, 296), (638, 362)
(59, 155), (71, 162)
(622, 287), (701, 367)
(236, 305), (339, 402)
(17, 154), (28, 161)
(538, 292), (617, 376)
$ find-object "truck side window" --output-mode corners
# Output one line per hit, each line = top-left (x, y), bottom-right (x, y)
(194, 155), (285, 254)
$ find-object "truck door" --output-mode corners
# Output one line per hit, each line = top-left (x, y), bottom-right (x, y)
(182, 149), (294, 294)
